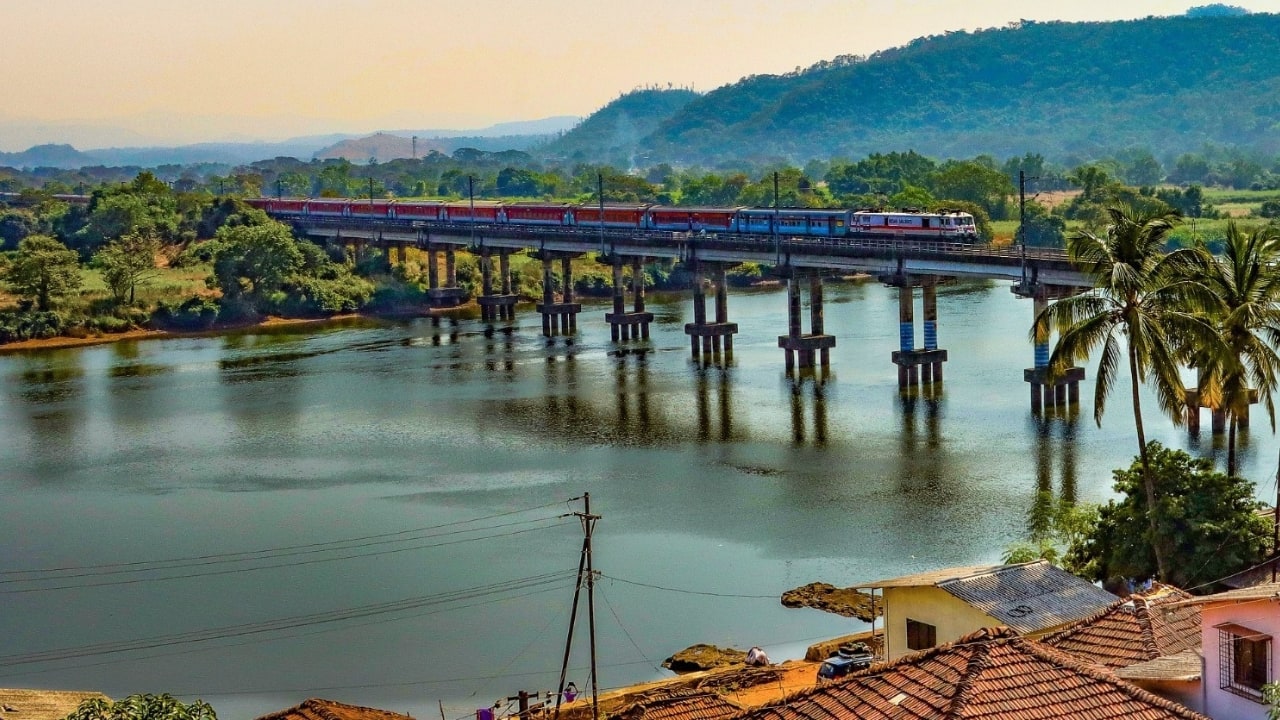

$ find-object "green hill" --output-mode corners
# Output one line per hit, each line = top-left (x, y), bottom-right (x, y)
(542, 88), (699, 165)
(551, 13), (1280, 165)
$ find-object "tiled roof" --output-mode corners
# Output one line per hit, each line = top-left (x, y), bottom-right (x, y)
(1041, 585), (1200, 668)
(1115, 649), (1203, 682)
(874, 560), (1117, 634)
(255, 698), (414, 720)
(0, 689), (110, 720)
(612, 691), (740, 720)
(1168, 581), (1280, 608)
(738, 627), (1210, 720)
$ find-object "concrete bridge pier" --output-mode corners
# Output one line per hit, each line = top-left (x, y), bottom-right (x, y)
(535, 253), (581, 336)
(604, 256), (654, 342)
(1186, 373), (1255, 435)
(1015, 282), (1084, 413)
(884, 275), (946, 388)
(684, 262), (739, 362)
(777, 270), (835, 373)
(424, 245), (465, 308)
(477, 248), (519, 323)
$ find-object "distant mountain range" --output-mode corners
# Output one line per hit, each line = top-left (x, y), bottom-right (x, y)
(0, 116), (580, 169)
(548, 11), (1280, 166)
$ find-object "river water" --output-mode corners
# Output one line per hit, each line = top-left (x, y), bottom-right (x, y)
(0, 281), (1273, 720)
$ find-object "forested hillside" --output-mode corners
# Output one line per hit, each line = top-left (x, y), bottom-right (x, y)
(549, 13), (1280, 165)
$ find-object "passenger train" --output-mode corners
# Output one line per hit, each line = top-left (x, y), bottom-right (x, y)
(244, 198), (981, 243)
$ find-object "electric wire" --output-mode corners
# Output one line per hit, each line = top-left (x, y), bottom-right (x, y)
(0, 515), (568, 585)
(1, 522), (572, 595)
(0, 497), (579, 579)
(0, 569), (578, 669)
(598, 574), (779, 599)
(597, 585), (661, 672)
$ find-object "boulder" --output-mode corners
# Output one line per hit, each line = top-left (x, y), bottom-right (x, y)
(780, 582), (882, 622)
(661, 644), (747, 673)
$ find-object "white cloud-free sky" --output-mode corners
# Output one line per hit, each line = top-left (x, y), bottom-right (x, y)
(0, 0), (1275, 149)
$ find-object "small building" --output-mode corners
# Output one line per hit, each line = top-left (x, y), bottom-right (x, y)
(610, 690), (740, 720)
(1041, 583), (1203, 712)
(255, 698), (415, 720)
(0, 689), (110, 720)
(740, 627), (1209, 720)
(1167, 582), (1280, 720)
(856, 560), (1117, 660)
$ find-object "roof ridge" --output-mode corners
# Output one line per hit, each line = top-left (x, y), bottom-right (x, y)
(1039, 596), (1128, 645)
(1132, 597), (1161, 660)
(1014, 634), (1207, 718)
(944, 634), (993, 719)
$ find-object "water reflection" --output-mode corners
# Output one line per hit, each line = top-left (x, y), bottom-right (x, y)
(483, 325), (517, 376)
(696, 365), (737, 443)
(787, 376), (828, 447)
(1027, 413), (1083, 537)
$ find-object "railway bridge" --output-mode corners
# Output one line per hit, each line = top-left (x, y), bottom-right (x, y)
(282, 214), (1092, 413)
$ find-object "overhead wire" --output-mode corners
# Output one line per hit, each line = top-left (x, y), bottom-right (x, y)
(597, 585), (661, 672)
(1, 521), (572, 595)
(0, 569), (578, 670)
(598, 573), (779, 599)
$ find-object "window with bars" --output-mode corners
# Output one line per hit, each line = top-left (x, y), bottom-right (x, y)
(906, 619), (937, 651)
(1218, 623), (1271, 701)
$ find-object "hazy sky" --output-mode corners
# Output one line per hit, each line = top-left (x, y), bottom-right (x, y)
(0, 0), (1275, 149)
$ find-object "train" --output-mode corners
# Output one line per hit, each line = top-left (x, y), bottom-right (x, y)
(244, 197), (982, 242)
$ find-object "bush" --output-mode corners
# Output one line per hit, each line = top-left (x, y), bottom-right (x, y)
(0, 309), (67, 342)
(151, 296), (220, 331)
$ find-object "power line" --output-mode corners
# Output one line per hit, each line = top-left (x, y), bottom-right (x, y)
(0, 570), (578, 669)
(599, 571), (778, 599)
(1, 499), (578, 579)
(2, 522), (572, 595)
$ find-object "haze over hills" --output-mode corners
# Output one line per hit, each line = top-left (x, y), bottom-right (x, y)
(549, 10), (1280, 166)
(0, 117), (580, 169)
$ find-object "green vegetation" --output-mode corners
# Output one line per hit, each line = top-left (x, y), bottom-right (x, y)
(66, 694), (216, 720)
(1063, 443), (1271, 589)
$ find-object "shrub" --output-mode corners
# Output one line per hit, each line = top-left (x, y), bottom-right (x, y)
(151, 296), (220, 331)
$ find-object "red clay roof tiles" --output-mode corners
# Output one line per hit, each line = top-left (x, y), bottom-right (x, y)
(1040, 585), (1200, 669)
(255, 698), (414, 720)
(612, 691), (740, 720)
(739, 627), (1209, 720)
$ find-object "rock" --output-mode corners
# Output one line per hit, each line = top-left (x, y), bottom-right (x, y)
(780, 582), (883, 622)
(661, 644), (747, 673)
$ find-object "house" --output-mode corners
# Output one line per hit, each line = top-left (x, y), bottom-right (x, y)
(0, 689), (110, 720)
(856, 560), (1117, 660)
(739, 627), (1209, 720)
(255, 698), (415, 720)
(1166, 582), (1280, 719)
(1041, 584), (1203, 711)
(611, 690), (740, 720)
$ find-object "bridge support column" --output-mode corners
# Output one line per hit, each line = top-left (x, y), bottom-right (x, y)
(535, 252), (581, 336)
(604, 255), (654, 342)
(1014, 281), (1084, 412)
(777, 270), (835, 374)
(1186, 375), (1256, 435)
(477, 248), (519, 323)
(684, 260), (739, 362)
(425, 245), (465, 308)
(395, 244), (407, 267)
(885, 274), (948, 389)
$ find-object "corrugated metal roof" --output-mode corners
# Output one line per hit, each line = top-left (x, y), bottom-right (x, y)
(936, 561), (1118, 634)
(857, 563), (1011, 589)
(737, 627), (1210, 720)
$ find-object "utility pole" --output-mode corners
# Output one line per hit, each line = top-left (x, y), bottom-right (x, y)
(369, 177), (376, 214)
(412, 135), (418, 160)
(276, 178), (283, 200)
(1018, 170), (1035, 285)
(554, 494), (601, 720)
(469, 175), (477, 249)
(773, 171), (781, 266)
(597, 173), (606, 255)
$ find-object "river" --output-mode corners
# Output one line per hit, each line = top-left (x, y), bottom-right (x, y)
(0, 280), (1271, 720)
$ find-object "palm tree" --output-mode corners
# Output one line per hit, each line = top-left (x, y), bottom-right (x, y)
(1034, 203), (1221, 581)
(1196, 221), (1280, 477)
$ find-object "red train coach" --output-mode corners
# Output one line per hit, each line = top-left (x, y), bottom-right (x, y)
(306, 199), (350, 217)
(393, 201), (443, 221)
(443, 201), (503, 223)
(504, 202), (573, 226)
(647, 206), (739, 232)
(574, 203), (649, 229)
(348, 200), (396, 219)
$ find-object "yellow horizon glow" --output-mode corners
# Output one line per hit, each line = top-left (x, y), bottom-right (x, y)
(0, 0), (1269, 149)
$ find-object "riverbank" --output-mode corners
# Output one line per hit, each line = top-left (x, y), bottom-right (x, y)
(0, 314), (367, 354)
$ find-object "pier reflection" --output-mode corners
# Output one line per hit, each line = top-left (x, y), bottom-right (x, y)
(696, 364), (736, 443)
(1027, 412), (1082, 538)
(787, 376), (829, 447)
